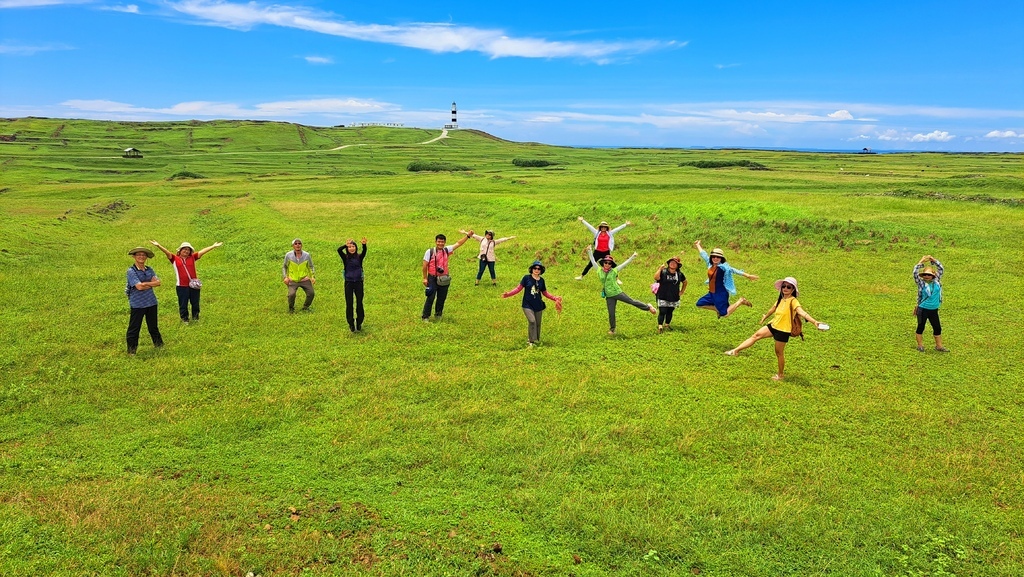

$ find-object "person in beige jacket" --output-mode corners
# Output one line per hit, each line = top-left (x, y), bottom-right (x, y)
(461, 229), (515, 286)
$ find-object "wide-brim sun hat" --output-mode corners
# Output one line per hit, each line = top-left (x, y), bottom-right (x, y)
(528, 260), (546, 274)
(709, 248), (726, 262)
(920, 267), (936, 277)
(666, 256), (682, 267)
(600, 256), (616, 267)
(177, 241), (195, 252)
(774, 276), (799, 296)
(128, 247), (155, 258)
(598, 221), (610, 229)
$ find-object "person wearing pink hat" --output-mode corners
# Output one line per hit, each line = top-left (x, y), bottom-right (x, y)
(724, 276), (827, 381)
(151, 239), (223, 322)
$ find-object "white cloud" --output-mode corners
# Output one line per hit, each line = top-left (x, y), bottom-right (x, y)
(166, 0), (669, 60)
(61, 97), (397, 118)
(877, 129), (901, 141)
(0, 0), (86, 7)
(828, 109), (853, 120)
(715, 63), (740, 69)
(985, 130), (1019, 138)
(101, 4), (140, 13)
(0, 41), (74, 54)
(911, 130), (954, 142)
(304, 55), (332, 65)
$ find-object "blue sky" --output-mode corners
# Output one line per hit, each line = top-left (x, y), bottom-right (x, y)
(2, 1), (1022, 150)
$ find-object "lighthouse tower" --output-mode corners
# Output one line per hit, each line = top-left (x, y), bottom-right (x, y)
(444, 102), (458, 129)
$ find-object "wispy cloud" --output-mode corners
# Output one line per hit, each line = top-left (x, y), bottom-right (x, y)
(0, 0), (87, 7)
(985, 130), (1019, 138)
(304, 55), (332, 65)
(101, 4), (140, 13)
(62, 97), (398, 118)
(0, 41), (74, 54)
(715, 63), (740, 69)
(165, 0), (670, 60)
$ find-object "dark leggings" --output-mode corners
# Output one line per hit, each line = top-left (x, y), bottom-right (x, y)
(422, 275), (450, 318)
(127, 305), (163, 352)
(345, 281), (365, 329)
(658, 306), (676, 325)
(916, 307), (941, 336)
(581, 249), (610, 277)
(175, 285), (200, 321)
(477, 259), (496, 280)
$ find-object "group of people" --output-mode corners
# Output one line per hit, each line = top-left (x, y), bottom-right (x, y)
(123, 219), (948, 380)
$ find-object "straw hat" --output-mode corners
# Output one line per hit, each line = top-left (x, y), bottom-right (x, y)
(128, 247), (154, 258)
(598, 221), (610, 229)
(919, 267), (937, 278)
(774, 276), (799, 296)
(709, 248), (726, 262)
(528, 260), (546, 274)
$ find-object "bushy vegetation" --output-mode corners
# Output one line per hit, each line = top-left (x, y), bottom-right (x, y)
(512, 158), (560, 167)
(680, 159), (769, 169)
(407, 161), (473, 172)
(167, 169), (207, 180)
(1, 119), (1022, 577)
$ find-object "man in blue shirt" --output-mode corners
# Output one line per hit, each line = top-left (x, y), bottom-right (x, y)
(126, 247), (164, 355)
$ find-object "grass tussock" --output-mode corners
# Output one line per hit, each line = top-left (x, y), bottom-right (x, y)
(407, 161), (473, 172)
(680, 159), (769, 170)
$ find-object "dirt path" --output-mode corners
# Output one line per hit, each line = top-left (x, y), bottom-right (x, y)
(328, 129), (447, 151)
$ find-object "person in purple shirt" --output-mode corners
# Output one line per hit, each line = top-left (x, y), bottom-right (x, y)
(125, 247), (164, 355)
(337, 237), (368, 332)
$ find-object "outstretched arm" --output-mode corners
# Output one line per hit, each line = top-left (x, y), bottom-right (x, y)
(794, 306), (823, 329)
(616, 252), (638, 271)
(451, 230), (475, 252)
(759, 304), (779, 325)
(460, 229), (484, 242)
(196, 242), (222, 258)
(579, 217), (598, 235)
(587, 246), (598, 268)
(609, 221), (631, 235)
(502, 284), (525, 298)
(150, 240), (174, 259)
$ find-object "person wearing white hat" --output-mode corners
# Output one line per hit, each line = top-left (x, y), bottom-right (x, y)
(724, 276), (827, 381)
(576, 217), (631, 280)
(693, 240), (758, 318)
(151, 239), (223, 322)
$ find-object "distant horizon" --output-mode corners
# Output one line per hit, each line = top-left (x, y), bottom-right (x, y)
(5, 115), (1023, 155)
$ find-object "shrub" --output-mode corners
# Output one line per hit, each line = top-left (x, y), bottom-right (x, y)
(168, 170), (207, 180)
(407, 161), (473, 172)
(679, 160), (768, 170)
(512, 158), (559, 167)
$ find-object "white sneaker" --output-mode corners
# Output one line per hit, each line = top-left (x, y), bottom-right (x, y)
(616, 279), (623, 285)
(574, 276), (583, 280)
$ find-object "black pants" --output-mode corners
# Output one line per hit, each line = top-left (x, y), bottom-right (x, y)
(345, 280), (365, 329)
(175, 285), (200, 321)
(422, 275), (450, 318)
(477, 259), (496, 280)
(658, 306), (676, 325)
(916, 307), (942, 335)
(127, 305), (163, 352)
(580, 249), (610, 277)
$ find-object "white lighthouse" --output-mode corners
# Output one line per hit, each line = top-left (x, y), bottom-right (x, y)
(444, 102), (458, 129)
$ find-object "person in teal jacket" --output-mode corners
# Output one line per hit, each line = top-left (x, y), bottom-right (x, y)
(588, 247), (656, 334)
(913, 254), (947, 352)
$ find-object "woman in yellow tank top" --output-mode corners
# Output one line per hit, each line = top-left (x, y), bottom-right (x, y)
(724, 276), (826, 381)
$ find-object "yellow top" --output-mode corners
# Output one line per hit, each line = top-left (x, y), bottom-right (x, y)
(770, 297), (801, 333)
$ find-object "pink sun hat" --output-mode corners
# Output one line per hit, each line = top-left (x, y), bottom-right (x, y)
(773, 276), (799, 295)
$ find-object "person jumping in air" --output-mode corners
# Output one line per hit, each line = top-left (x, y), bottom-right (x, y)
(693, 240), (758, 317)
(576, 217), (631, 280)
(588, 246), (657, 334)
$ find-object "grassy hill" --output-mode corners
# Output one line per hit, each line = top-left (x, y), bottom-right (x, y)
(1, 119), (1022, 576)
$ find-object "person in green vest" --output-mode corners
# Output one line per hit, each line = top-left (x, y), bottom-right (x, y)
(587, 246), (656, 335)
(282, 238), (315, 313)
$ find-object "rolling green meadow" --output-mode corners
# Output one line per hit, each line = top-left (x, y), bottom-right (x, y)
(1, 117), (1023, 576)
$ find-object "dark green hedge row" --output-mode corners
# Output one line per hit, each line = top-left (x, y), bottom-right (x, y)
(407, 161), (473, 172)
(679, 160), (768, 170)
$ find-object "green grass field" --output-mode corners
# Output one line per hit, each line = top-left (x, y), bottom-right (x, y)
(1, 118), (1022, 576)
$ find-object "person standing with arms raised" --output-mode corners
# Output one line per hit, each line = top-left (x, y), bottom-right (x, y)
(576, 217), (631, 280)
(337, 237), (368, 332)
(422, 231), (473, 321)
(150, 239), (222, 323)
